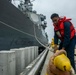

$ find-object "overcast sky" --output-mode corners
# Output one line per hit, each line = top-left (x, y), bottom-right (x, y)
(32, 0), (76, 42)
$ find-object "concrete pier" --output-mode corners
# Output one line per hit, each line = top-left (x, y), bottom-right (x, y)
(0, 51), (15, 75)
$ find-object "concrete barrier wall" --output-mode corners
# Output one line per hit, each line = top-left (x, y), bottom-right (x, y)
(0, 46), (38, 75)
(34, 46), (38, 59)
(26, 46), (38, 65)
(19, 47), (28, 67)
(0, 51), (15, 75)
(10, 46), (38, 75)
(10, 48), (25, 75)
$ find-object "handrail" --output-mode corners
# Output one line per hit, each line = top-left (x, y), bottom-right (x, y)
(20, 49), (48, 75)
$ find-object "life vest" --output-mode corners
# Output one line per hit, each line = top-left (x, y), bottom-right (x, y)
(53, 16), (75, 41)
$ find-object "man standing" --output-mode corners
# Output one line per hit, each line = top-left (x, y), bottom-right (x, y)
(50, 13), (76, 71)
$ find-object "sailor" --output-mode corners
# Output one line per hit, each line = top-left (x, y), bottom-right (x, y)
(50, 13), (76, 71)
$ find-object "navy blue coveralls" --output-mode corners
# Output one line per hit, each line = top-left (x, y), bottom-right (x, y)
(54, 21), (76, 71)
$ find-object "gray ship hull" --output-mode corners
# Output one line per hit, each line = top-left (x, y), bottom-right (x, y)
(0, 0), (48, 50)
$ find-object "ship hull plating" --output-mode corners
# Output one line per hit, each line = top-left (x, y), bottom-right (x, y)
(0, 0), (48, 50)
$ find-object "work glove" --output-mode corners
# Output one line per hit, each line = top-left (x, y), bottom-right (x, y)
(46, 50), (72, 75)
(53, 45), (58, 53)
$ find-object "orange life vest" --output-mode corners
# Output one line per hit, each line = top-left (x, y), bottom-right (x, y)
(54, 16), (75, 41)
